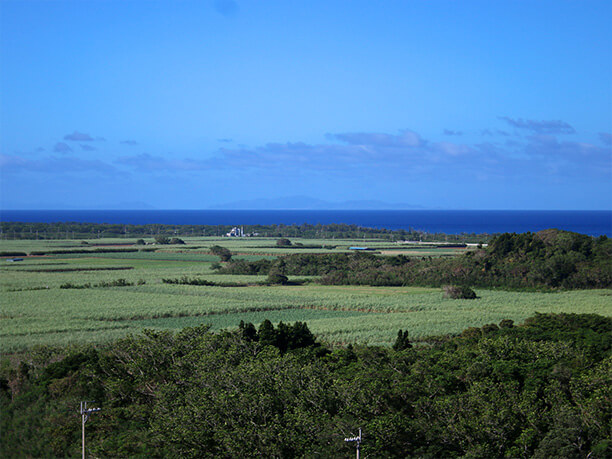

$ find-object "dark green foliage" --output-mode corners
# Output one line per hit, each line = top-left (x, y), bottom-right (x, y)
(135, 238), (146, 245)
(60, 281), (91, 289)
(162, 276), (247, 287)
(267, 272), (289, 285)
(443, 284), (478, 299)
(218, 229), (611, 290)
(96, 278), (132, 288)
(162, 276), (215, 286)
(38, 350), (99, 387)
(1, 221), (492, 242)
(276, 238), (292, 247)
(216, 258), (272, 274)
(2, 314), (610, 458)
(239, 320), (258, 342)
(393, 329), (412, 351)
(209, 245), (232, 262)
(249, 320), (318, 352)
(60, 278), (134, 289)
(512, 313), (612, 360)
(169, 237), (185, 244)
(257, 319), (277, 347)
(285, 321), (317, 350)
(154, 235), (170, 244)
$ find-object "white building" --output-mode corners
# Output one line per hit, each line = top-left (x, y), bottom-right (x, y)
(225, 226), (244, 237)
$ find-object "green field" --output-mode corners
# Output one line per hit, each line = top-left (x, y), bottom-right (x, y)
(1, 237), (610, 352)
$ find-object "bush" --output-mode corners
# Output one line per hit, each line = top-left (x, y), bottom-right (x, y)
(210, 245), (232, 262)
(267, 273), (289, 285)
(154, 235), (170, 244)
(393, 329), (412, 351)
(162, 276), (214, 286)
(276, 238), (292, 247)
(60, 282), (91, 289)
(169, 238), (185, 245)
(443, 285), (477, 299)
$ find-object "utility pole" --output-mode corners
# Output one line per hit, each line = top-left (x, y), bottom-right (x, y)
(80, 401), (101, 459)
(344, 428), (362, 459)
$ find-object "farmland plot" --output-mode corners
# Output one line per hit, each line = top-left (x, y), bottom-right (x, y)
(1, 238), (610, 352)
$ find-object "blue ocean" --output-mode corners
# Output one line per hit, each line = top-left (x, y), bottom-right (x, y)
(1, 210), (611, 236)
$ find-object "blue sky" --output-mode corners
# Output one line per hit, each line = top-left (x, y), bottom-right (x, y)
(1, 0), (610, 210)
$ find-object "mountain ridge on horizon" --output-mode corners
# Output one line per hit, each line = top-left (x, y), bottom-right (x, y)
(208, 196), (427, 210)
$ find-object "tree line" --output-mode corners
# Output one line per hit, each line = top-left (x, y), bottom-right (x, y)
(216, 229), (612, 290)
(0, 221), (491, 242)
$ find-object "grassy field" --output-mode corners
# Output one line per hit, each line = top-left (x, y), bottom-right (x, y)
(1, 237), (610, 352)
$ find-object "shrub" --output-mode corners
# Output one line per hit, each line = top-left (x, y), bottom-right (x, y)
(210, 245), (232, 262)
(162, 276), (214, 286)
(154, 235), (170, 244)
(393, 329), (413, 351)
(60, 282), (91, 289)
(96, 279), (133, 288)
(443, 285), (477, 299)
(267, 273), (289, 285)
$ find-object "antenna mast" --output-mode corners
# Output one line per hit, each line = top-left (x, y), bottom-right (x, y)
(344, 428), (362, 459)
(80, 401), (101, 459)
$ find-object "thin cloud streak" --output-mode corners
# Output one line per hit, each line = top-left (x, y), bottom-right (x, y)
(53, 142), (72, 153)
(599, 132), (612, 145)
(443, 129), (463, 136)
(1, 154), (116, 174)
(498, 117), (576, 135)
(64, 131), (95, 141)
(116, 153), (211, 171)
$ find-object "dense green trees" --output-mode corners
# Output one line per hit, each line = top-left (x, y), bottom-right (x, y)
(2, 314), (610, 457)
(217, 230), (612, 290)
(154, 235), (170, 244)
(0, 221), (490, 242)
